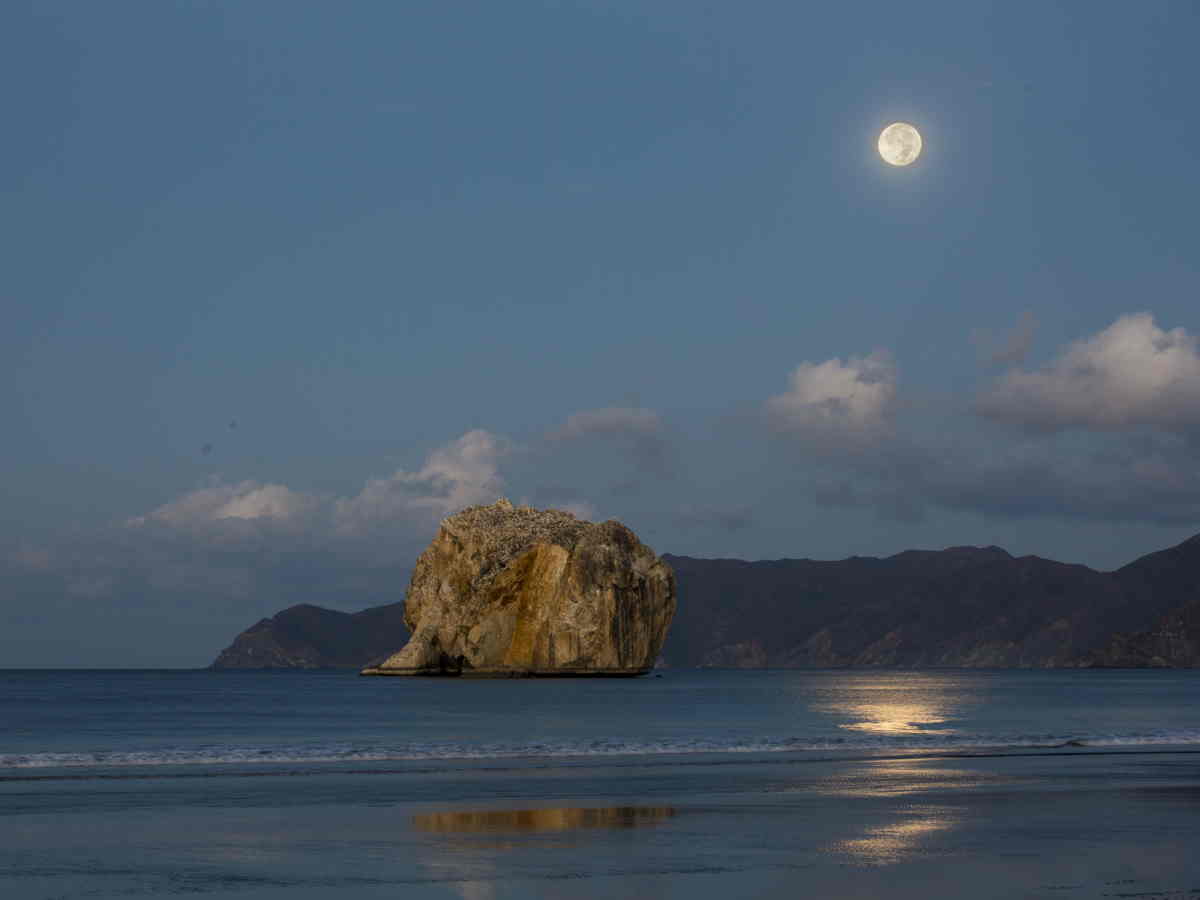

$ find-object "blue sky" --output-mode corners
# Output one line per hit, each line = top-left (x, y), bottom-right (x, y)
(4, 1), (1200, 666)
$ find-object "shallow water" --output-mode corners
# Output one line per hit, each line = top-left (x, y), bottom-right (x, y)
(3, 669), (1200, 899)
(3, 668), (1199, 770)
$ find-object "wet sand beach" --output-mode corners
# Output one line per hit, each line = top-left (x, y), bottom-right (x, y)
(5, 746), (1200, 899)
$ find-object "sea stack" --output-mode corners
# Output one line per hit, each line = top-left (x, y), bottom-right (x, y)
(361, 499), (676, 677)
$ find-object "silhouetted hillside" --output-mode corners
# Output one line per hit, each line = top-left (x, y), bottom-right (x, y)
(209, 602), (408, 669)
(1082, 533), (1200, 667)
(660, 550), (1129, 667)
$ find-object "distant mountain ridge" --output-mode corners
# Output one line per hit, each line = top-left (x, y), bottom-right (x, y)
(209, 534), (1200, 670)
(660, 545), (1164, 668)
(210, 603), (409, 669)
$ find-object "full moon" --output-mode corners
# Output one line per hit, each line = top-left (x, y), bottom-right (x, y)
(878, 122), (922, 166)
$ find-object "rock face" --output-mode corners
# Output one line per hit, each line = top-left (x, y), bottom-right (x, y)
(360, 500), (676, 677)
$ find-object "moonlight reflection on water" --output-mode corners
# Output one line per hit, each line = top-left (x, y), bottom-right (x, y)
(809, 674), (969, 737)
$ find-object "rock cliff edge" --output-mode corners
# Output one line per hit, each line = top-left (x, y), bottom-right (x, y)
(360, 500), (676, 677)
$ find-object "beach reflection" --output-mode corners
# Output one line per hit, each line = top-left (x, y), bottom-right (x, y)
(819, 758), (992, 799)
(412, 805), (676, 834)
(820, 757), (968, 865)
(453, 881), (496, 900)
(833, 804), (958, 865)
(413, 805), (677, 899)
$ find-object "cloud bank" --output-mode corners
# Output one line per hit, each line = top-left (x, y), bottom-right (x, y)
(127, 429), (511, 545)
(978, 313), (1200, 432)
(771, 321), (1200, 528)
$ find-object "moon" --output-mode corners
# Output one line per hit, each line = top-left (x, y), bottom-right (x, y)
(878, 122), (922, 166)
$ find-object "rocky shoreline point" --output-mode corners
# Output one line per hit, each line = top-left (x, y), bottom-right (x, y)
(361, 499), (676, 677)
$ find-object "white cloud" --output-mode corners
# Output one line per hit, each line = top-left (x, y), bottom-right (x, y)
(334, 429), (508, 533)
(136, 480), (317, 528)
(978, 313), (1200, 431)
(213, 484), (314, 521)
(128, 430), (510, 545)
(766, 351), (896, 443)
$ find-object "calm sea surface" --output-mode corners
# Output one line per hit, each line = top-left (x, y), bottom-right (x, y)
(4, 668), (1199, 768)
(3, 669), (1200, 899)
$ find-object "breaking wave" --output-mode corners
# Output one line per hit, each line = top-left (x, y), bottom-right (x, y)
(5, 729), (1200, 771)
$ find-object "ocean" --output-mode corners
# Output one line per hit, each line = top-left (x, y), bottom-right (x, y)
(3, 668), (1200, 899)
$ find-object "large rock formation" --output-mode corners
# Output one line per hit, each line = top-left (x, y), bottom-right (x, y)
(360, 500), (676, 677)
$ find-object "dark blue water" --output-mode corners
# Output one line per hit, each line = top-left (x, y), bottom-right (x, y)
(3, 668), (1199, 771)
(5, 670), (1200, 900)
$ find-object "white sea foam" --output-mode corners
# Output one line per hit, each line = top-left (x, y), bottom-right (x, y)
(5, 730), (1200, 770)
